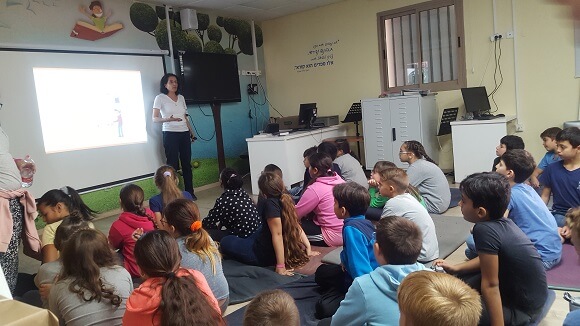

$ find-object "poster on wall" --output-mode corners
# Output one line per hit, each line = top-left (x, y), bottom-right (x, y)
(70, 1), (123, 41)
(294, 39), (339, 73)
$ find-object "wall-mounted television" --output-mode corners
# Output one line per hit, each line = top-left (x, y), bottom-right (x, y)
(178, 52), (241, 104)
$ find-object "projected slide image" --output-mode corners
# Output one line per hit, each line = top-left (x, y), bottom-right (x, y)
(33, 68), (148, 153)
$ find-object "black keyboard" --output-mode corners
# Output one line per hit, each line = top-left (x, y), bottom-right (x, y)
(475, 115), (498, 120)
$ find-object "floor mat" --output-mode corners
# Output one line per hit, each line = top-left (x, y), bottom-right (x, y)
(547, 244), (580, 291)
(223, 259), (303, 304)
(430, 213), (472, 259)
(293, 246), (337, 276)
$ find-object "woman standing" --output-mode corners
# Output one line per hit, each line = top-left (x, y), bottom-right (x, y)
(152, 73), (197, 199)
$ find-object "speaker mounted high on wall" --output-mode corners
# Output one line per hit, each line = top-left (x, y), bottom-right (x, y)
(180, 9), (198, 30)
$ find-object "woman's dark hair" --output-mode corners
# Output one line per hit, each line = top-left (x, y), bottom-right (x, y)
(307, 152), (334, 186)
(54, 216), (90, 251)
(134, 230), (225, 326)
(37, 186), (97, 221)
(220, 167), (243, 190)
(258, 173), (309, 268)
(159, 73), (180, 95)
(59, 229), (121, 307)
(460, 172), (510, 220)
(317, 142), (338, 160)
(403, 140), (436, 164)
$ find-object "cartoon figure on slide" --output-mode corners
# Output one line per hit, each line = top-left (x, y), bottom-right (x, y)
(71, 1), (123, 41)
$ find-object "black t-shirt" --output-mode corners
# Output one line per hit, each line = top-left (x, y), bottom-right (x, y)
(473, 218), (547, 313)
(254, 197), (282, 265)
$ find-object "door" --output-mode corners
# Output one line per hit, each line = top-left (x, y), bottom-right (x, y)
(389, 97), (422, 168)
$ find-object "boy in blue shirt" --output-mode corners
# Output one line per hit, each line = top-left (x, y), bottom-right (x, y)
(540, 127), (580, 227)
(314, 182), (377, 319)
(530, 127), (562, 188)
(330, 216), (428, 326)
(465, 149), (562, 269)
(436, 172), (547, 325)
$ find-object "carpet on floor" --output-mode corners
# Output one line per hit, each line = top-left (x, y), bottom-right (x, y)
(547, 243), (580, 291)
(430, 213), (472, 259)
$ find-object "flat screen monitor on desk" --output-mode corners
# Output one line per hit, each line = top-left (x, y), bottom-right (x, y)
(461, 86), (492, 119)
(298, 103), (318, 129)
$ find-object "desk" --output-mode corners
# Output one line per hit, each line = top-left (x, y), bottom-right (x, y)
(246, 125), (347, 195)
(450, 116), (516, 183)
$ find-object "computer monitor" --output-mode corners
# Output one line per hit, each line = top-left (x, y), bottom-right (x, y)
(298, 103), (317, 129)
(461, 86), (492, 117)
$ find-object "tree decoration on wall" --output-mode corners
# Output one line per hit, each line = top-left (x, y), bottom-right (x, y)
(128, 2), (262, 55)
(0, 0), (62, 28)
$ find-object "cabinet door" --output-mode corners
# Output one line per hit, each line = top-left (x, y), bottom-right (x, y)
(389, 97), (421, 168)
(362, 99), (391, 170)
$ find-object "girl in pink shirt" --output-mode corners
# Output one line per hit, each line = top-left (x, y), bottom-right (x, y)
(295, 152), (345, 246)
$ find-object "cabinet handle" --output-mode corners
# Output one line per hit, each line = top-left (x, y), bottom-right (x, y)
(392, 128), (396, 141)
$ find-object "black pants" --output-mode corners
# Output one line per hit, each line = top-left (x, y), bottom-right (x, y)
(163, 131), (194, 196)
(314, 264), (347, 319)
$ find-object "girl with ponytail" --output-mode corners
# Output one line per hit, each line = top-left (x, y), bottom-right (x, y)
(202, 167), (261, 241)
(221, 172), (315, 276)
(295, 152), (346, 247)
(123, 230), (224, 326)
(108, 184), (156, 278)
(399, 140), (451, 214)
(161, 199), (229, 313)
(37, 186), (97, 263)
(149, 165), (195, 228)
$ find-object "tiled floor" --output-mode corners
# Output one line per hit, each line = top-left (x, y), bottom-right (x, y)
(17, 178), (575, 324)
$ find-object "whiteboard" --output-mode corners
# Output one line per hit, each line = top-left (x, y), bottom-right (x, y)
(0, 50), (166, 196)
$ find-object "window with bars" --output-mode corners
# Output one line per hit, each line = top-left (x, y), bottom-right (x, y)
(378, 0), (466, 92)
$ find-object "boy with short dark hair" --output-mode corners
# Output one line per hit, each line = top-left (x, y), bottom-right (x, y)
(379, 168), (439, 263)
(398, 271), (482, 326)
(436, 172), (547, 325)
(491, 135), (525, 171)
(530, 127), (562, 188)
(314, 182), (377, 319)
(540, 127), (580, 227)
(330, 216), (429, 326)
(466, 149), (562, 269)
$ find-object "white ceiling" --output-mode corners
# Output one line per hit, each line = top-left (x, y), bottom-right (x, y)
(142, 0), (346, 22)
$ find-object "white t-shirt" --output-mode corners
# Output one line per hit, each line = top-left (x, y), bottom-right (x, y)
(153, 94), (189, 132)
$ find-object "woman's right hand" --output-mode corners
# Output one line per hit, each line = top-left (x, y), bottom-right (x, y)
(166, 115), (182, 122)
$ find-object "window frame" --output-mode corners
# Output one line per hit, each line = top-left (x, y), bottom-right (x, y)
(377, 0), (466, 93)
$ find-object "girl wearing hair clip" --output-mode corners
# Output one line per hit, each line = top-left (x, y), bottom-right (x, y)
(202, 167), (261, 241)
(37, 186), (97, 263)
(159, 198), (229, 313)
(295, 152), (345, 247)
(124, 230), (223, 325)
(149, 165), (195, 228)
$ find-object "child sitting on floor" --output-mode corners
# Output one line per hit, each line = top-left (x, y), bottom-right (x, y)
(399, 140), (450, 214)
(314, 182), (378, 319)
(108, 184), (156, 278)
(202, 167), (261, 241)
(380, 168), (439, 263)
(530, 127), (562, 188)
(563, 207), (580, 326)
(334, 139), (368, 188)
(435, 172), (548, 325)
(466, 149), (562, 270)
(491, 135), (525, 172)
(295, 152), (345, 246)
(243, 289), (299, 326)
(329, 217), (429, 325)
(37, 186), (97, 263)
(149, 165), (194, 227)
(123, 230), (224, 325)
(161, 198), (229, 313)
(220, 172), (315, 276)
(398, 271), (482, 326)
(540, 127), (580, 227)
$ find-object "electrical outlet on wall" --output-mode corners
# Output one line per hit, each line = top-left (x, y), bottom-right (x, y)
(247, 83), (258, 95)
(515, 123), (524, 132)
(490, 33), (503, 42)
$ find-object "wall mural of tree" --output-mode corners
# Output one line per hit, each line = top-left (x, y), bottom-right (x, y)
(129, 2), (262, 55)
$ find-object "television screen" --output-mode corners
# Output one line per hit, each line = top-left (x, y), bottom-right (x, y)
(178, 52), (241, 104)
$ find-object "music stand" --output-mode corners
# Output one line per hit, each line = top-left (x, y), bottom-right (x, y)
(437, 107), (459, 136)
(342, 102), (363, 161)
